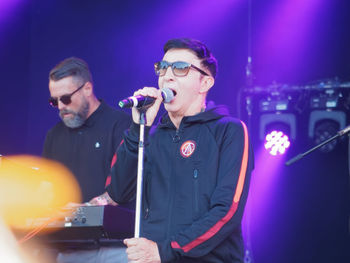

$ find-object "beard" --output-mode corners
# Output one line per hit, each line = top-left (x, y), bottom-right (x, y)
(59, 99), (89, 128)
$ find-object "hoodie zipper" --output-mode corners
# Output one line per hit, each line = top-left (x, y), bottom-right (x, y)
(167, 127), (181, 237)
(193, 168), (199, 213)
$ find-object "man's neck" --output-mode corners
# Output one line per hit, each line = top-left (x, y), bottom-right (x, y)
(167, 94), (206, 129)
(87, 97), (101, 118)
(168, 114), (183, 130)
(168, 104), (205, 130)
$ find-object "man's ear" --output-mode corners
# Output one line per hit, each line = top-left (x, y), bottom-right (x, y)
(83, 81), (93, 96)
(199, 75), (215, 94)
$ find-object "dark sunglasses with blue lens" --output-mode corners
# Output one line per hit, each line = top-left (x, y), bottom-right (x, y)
(154, 61), (209, 77)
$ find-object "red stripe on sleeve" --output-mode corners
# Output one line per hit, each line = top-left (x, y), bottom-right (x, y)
(110, 153), (117, 168)
(105, 139), (124, 187)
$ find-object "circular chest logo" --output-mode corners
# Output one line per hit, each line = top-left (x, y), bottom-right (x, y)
(180, 140), (196, 158)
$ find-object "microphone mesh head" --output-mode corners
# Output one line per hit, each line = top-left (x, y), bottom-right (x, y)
(161, 88), (174, 103)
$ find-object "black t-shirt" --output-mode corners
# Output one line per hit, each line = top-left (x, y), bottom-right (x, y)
(43, 100), (131, 202)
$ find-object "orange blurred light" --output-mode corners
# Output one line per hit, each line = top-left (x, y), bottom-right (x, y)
(0, 155), (81, 230)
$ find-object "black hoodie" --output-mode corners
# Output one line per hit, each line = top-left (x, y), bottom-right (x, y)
(107, 104), (254, 262)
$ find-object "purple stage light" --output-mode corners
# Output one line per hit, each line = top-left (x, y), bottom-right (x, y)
(242, 144), (287, 260)
(0, 0), (22, 24)
(264, 130), (291, 156)
(255, 0), (325, 82)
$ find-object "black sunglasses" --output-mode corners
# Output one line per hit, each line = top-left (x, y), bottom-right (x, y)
(48, 83), (86, 107)
(154, 61), (209, 77)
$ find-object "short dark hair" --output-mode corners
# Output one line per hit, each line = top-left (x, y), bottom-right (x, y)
(49, 57), (93, 84)
(163, 38), (218, 78)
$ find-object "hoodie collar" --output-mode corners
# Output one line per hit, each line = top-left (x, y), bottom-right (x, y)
(158, 101), (229, 129)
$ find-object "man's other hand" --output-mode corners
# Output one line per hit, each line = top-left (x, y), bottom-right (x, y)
(124, 237), (161, 263)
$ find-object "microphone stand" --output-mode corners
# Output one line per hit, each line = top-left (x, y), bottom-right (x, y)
(286, 125), (350, 166)
(134, 111), (146, 238)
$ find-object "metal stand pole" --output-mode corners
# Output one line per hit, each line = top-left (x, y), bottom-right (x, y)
(286, 125), (350, 166)
(134, 112), (145, 238)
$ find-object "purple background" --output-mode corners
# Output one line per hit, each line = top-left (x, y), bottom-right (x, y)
(0, 0), (349, 262)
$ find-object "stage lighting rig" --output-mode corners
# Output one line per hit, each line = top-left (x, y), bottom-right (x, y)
(242, 83), (300, 155)
(240, 80), (350, 155)
(307, 80), (350, 153)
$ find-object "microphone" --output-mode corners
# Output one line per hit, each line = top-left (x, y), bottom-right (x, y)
(118, 88), (174, 108)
